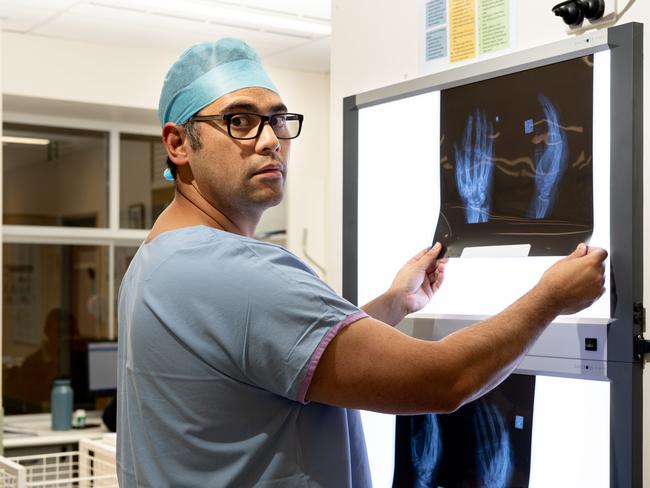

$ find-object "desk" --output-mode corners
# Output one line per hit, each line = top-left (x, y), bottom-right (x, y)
(3, 411), (109, 457)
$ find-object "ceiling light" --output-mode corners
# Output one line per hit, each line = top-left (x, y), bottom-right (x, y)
(94, 0), (331, 37)
(2, 136), (51, 146)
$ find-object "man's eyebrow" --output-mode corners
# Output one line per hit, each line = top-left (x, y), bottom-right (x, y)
(270, 103), (289, 113)
(219, 101), (289, 113)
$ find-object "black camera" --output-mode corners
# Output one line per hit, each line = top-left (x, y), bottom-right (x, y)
(552, 0), (605, 27)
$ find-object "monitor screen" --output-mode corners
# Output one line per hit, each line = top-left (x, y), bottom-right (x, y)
(356, 50), (611, 320)
(392, 374), (610, 488)
(87, 341), (118, 393)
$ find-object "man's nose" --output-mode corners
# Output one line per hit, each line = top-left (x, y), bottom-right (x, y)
(256, 122), (281, 153)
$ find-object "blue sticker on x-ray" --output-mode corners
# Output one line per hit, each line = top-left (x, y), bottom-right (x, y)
(524, 118), (534, 134)
(515, 415), (525, 430)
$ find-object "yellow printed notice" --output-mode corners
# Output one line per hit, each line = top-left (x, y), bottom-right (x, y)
(450, 0), (477, 63)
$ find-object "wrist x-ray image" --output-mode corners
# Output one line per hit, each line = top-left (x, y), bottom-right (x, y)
(434, 55), (594, 257)
(393, 374), (536, 488)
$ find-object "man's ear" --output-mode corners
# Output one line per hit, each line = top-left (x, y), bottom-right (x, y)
(162, 123), (191, 166)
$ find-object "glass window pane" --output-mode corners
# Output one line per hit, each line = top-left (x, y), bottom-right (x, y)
(3, 123), (109, 227)
(3, 243), (109, 414)
(120, 134), (173, 229)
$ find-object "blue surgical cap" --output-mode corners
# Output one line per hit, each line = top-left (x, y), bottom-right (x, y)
(158, 38), (279, 126)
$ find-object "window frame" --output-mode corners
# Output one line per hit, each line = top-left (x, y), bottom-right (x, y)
(2, 111), (161, 340)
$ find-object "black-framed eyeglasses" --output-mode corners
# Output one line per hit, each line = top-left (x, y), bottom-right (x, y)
(189, 112), (304, 140)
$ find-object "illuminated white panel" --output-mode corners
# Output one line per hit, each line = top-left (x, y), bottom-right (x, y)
(360, 410), (395, 488)
(357, 52), (611, 321)
(358, 91), (439, 307)
(529, 376), (610, 487)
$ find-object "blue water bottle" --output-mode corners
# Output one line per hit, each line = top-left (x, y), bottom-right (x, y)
(51, 378), (73, 431)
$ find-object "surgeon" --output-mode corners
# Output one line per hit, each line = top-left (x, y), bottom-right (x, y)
(116, 38), (607, 487)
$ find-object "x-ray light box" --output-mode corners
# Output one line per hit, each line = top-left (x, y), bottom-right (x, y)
(356, 51), (610, 321)
(345, 22), (643, 488)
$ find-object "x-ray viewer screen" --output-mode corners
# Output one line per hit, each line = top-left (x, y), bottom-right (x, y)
(357, 51), (610, 319)
(393, 374), (609, 488)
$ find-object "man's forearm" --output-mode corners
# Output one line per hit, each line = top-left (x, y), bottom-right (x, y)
(308, 285), (561, 414)
(361, 291), (406, 327)
(308, 246), (605, 414)
(437, 283), (560, 408)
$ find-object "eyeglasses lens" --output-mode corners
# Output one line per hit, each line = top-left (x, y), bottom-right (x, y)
(229, 114), (301, 139)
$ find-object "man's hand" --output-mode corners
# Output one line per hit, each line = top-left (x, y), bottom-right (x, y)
(361, 243), (446, 326)
(389, 243), (447, 316)
(535, 243), (607, 315)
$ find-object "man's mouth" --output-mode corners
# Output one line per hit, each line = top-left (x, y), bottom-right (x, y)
(253, 164), (285, 177)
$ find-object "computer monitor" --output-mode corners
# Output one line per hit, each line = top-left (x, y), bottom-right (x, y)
(87, 341), (118, 395)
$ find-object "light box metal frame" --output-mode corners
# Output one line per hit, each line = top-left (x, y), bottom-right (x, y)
(342, 23), (643, 488)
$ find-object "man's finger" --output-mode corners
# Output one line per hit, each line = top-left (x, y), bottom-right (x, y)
(586, 246), (608, 263)
(423, 242), (443, 261)
(566, 242), (588, 260)
(427, 259), (446, 274)
(432, 271), (444, 292)
(407, 247), (429, 264)
(408, 243), (444, 269)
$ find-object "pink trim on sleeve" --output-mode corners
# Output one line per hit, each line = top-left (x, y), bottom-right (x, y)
(297, 311), (368, 403)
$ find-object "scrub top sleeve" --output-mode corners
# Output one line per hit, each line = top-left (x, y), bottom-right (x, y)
(143, 236), (368, 403)
(237, 246), (367, 402)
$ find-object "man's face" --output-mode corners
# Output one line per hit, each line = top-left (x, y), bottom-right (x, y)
(185, 87), (291, 219)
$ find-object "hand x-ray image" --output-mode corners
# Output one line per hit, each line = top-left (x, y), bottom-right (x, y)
(393, 374), (536, 488)
(434, 55), (594, 257)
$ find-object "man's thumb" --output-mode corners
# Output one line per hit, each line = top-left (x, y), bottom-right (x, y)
(568, 243), (588, 259)
(420, 243), (442, 266)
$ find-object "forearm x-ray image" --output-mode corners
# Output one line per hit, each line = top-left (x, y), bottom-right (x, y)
(474, 401), (513, 487)
(394, 375), (535, 488)
(454, 110), (495, 224)
(529, 95), (569, 220)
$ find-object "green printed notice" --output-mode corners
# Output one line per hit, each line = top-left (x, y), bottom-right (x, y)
(479, 0), (509, 55)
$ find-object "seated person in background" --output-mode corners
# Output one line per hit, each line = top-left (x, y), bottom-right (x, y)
(4, 308), (79, 413)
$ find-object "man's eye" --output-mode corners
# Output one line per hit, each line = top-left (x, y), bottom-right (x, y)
(271, 116), (287, 128)
(230, 115), (255, 128)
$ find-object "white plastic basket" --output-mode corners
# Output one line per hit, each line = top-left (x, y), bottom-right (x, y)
(0, 436), (117, 487)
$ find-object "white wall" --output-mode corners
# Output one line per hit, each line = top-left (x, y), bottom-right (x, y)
(0, 20), (4, 416)
(1, 32), (329, 266)
(274, 69), (330, 275)
(330, 1), (649, 486)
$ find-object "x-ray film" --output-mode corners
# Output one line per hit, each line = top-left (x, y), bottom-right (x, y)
(434, 56), (594, 257)
(356, 51), (610, 318)
(393, 374), (536, 488)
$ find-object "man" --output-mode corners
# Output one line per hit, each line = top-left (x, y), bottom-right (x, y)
(117, 38), (607, 487)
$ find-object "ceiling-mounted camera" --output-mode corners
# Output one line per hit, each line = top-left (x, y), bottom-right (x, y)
(552, 0), (605, 27)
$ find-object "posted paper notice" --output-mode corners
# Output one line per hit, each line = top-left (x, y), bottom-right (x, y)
(450, 0), (477, 62)
(426, 0), (446, 28)
(479, 0), (510, 55)
(426, 28), (448, 61)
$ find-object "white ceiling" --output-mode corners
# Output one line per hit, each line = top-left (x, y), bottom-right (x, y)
(0, 0), (332, 73)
